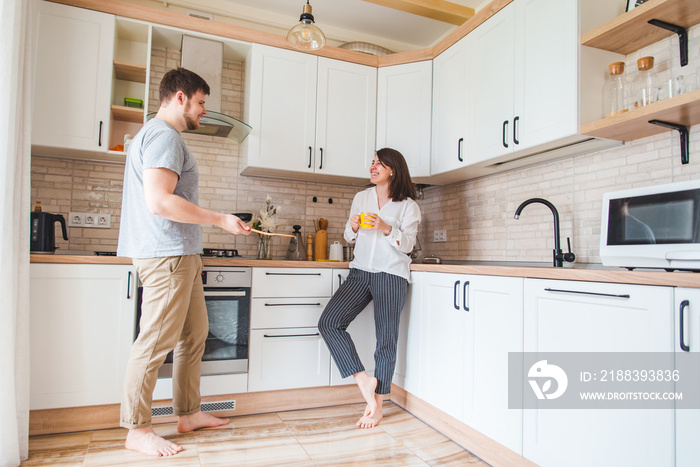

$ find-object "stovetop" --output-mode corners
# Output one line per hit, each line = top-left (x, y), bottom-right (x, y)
(202, 248), (240, 258)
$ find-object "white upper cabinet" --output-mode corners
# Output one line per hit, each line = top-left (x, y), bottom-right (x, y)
(376, 61), (432, 179)
(244, 45), (318, 175)
(243, 44), (376, 183)
(472, 0), (578, 163)
(431, 35), (473, 176)
(32, 0), (115, 155)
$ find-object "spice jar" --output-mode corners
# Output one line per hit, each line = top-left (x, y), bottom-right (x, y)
(633, 56), (656, 108)
(604, 61), (628, 118)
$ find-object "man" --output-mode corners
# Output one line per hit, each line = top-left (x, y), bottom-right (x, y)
(117, 67), (251, 456)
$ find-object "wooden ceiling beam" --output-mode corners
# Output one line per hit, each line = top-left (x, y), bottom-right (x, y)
(362, 0), (475, 26)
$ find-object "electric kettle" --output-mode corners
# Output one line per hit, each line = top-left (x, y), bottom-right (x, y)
(30, 212), (68, 253)
(285, 225), (305, 261)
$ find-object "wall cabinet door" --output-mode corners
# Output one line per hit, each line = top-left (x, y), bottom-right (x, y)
(32, 0), (115, 153)
(472, 0), (579, 164)
(463, 275), (524, 455)
(243, 45), (376, 181)
(376, 61), (432, 178)
(513, 0), (578, 152)
(244, 44), (318, 174)
(316, 58), (376, 179)
(430, 36), (473, 175)
(471, 3), (516, 163)
(675, 287), (700, 467)
(523, 279), (674, 467)
(30, 264), (137, 409)
(329, 270), (376, 385)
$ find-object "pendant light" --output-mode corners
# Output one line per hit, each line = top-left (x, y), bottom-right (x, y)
(287, 0), (326, 50)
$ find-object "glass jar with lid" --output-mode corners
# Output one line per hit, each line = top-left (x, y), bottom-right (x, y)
(632, 56), (656, 108)
(604, 61), (628, 118)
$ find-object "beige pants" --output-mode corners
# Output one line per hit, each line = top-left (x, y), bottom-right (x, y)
(120, 254), (207, 429)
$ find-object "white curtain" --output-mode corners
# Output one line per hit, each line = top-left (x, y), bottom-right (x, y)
(0, 0), (33, 465)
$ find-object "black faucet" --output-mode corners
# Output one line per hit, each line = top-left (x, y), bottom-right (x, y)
(514, 198), (575, 267)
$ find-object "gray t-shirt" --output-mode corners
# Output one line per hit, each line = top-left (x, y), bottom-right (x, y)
(117, 118), (202, 258)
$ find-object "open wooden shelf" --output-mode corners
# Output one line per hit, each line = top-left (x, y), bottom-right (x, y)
(581, 89), (700, 141)
(111, 105), (144, 124)
(113, 60), (147, 83)
(581, 0), (700, 55)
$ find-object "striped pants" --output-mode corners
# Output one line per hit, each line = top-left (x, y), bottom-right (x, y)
(318, 268), (408, 395)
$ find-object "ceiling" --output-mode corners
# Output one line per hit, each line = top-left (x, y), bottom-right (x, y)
(167, 0), (487, 52)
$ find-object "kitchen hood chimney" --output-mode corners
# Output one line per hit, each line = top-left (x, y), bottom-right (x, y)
(175, 35), (251, 143)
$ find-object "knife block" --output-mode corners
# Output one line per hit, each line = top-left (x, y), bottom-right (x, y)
(315, 230), (327, 260)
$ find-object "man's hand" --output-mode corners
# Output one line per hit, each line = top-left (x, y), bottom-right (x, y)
(220, 215), (251, 235)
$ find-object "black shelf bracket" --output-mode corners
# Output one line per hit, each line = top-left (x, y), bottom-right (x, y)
(649, 119), (690, 164)
(647, 19), (688, 66)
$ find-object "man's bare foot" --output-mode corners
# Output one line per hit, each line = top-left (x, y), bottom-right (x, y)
(176, 410), (229, 433)
(357, 394), (384, 428)
(354, 372), (378, 418)
(125, 426), (182, 456)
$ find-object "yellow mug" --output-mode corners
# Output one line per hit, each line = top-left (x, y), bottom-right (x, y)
(359, 212), (374, 229)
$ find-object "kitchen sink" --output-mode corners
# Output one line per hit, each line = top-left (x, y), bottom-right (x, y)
(435, 260), (612, 270)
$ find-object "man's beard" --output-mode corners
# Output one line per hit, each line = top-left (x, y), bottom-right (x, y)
(184, 102), (199, 130)
(184, 113), (199, 131)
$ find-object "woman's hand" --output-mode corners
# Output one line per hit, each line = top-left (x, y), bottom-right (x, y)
(364, 213), (392, 236)
(350, 214), (360, 233)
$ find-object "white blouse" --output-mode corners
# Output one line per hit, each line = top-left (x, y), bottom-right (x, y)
(344, 187), (421, 280)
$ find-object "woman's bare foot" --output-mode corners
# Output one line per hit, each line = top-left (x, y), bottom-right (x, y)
(176, 410), (229, 433)
(125, 426), (182, 456)
(354, 372), (378, 418)
(357, 394), (384, 428)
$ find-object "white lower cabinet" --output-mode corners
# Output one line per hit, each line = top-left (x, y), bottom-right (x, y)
(330, 269), (376, 385)
(30, 263), (137, 409)
(523, 279), (674, 467)
(675, 287), (700, 467)
(420, 272), (523, 453)
(248, 268), (332, 391)
(395, 272), (423, 397)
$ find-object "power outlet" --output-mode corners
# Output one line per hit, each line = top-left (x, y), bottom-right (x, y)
(68, 212), (111, 228)
(434, 230), (447, 243)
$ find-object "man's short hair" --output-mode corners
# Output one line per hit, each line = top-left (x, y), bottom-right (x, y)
(159, 67), (210, 104)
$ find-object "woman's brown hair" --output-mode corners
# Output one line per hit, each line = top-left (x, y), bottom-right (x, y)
(376, 147), (417, 202)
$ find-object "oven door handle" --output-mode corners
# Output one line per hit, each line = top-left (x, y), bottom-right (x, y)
(263, 333), (320, 338)
(204, 290), (247, 297)
(264, 302), (322, 307)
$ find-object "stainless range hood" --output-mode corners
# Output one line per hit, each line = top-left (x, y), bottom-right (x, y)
(166, 35), (252, 143)
(147, 111), (252, 143)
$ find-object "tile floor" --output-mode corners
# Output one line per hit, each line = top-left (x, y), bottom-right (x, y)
(22, 402), (489, 466)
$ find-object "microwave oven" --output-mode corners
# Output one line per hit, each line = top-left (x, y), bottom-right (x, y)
(600, 180), (700, 271)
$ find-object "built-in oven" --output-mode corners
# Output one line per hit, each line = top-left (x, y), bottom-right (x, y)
(136, 266), (251, 378)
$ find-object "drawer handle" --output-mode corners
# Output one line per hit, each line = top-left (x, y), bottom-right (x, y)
(265, 272), (322, 276)
(544, 288), (631, 299)
(263, 333), (320, 338)
(680, 299), (690, 352)
(264, 303), (322, 307)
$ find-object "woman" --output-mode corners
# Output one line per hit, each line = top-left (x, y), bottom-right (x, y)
(318, 147), (421, 429)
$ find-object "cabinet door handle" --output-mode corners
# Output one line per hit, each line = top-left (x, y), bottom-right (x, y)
(544, 288), (631, 299)
(502, 120), (509, 148)
(263, 333), (320, 338)
(338, 273), (343, 287)
(453, 280), (460, 310)
(458, 137), (464, 162)
(319, 148), (323, 170)
(126, 271), (133, 299)
(308, 146), (312, 168)
(463, 280), (470, 312)
(265, 272), (322, 276)
(264, 302), (322, 307)
(98, 120), (103, 147)
(680, 299), (690, 352)
(513, 116), (520, 145)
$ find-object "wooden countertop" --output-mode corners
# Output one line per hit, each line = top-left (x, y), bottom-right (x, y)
(31, 254), (700, 288)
